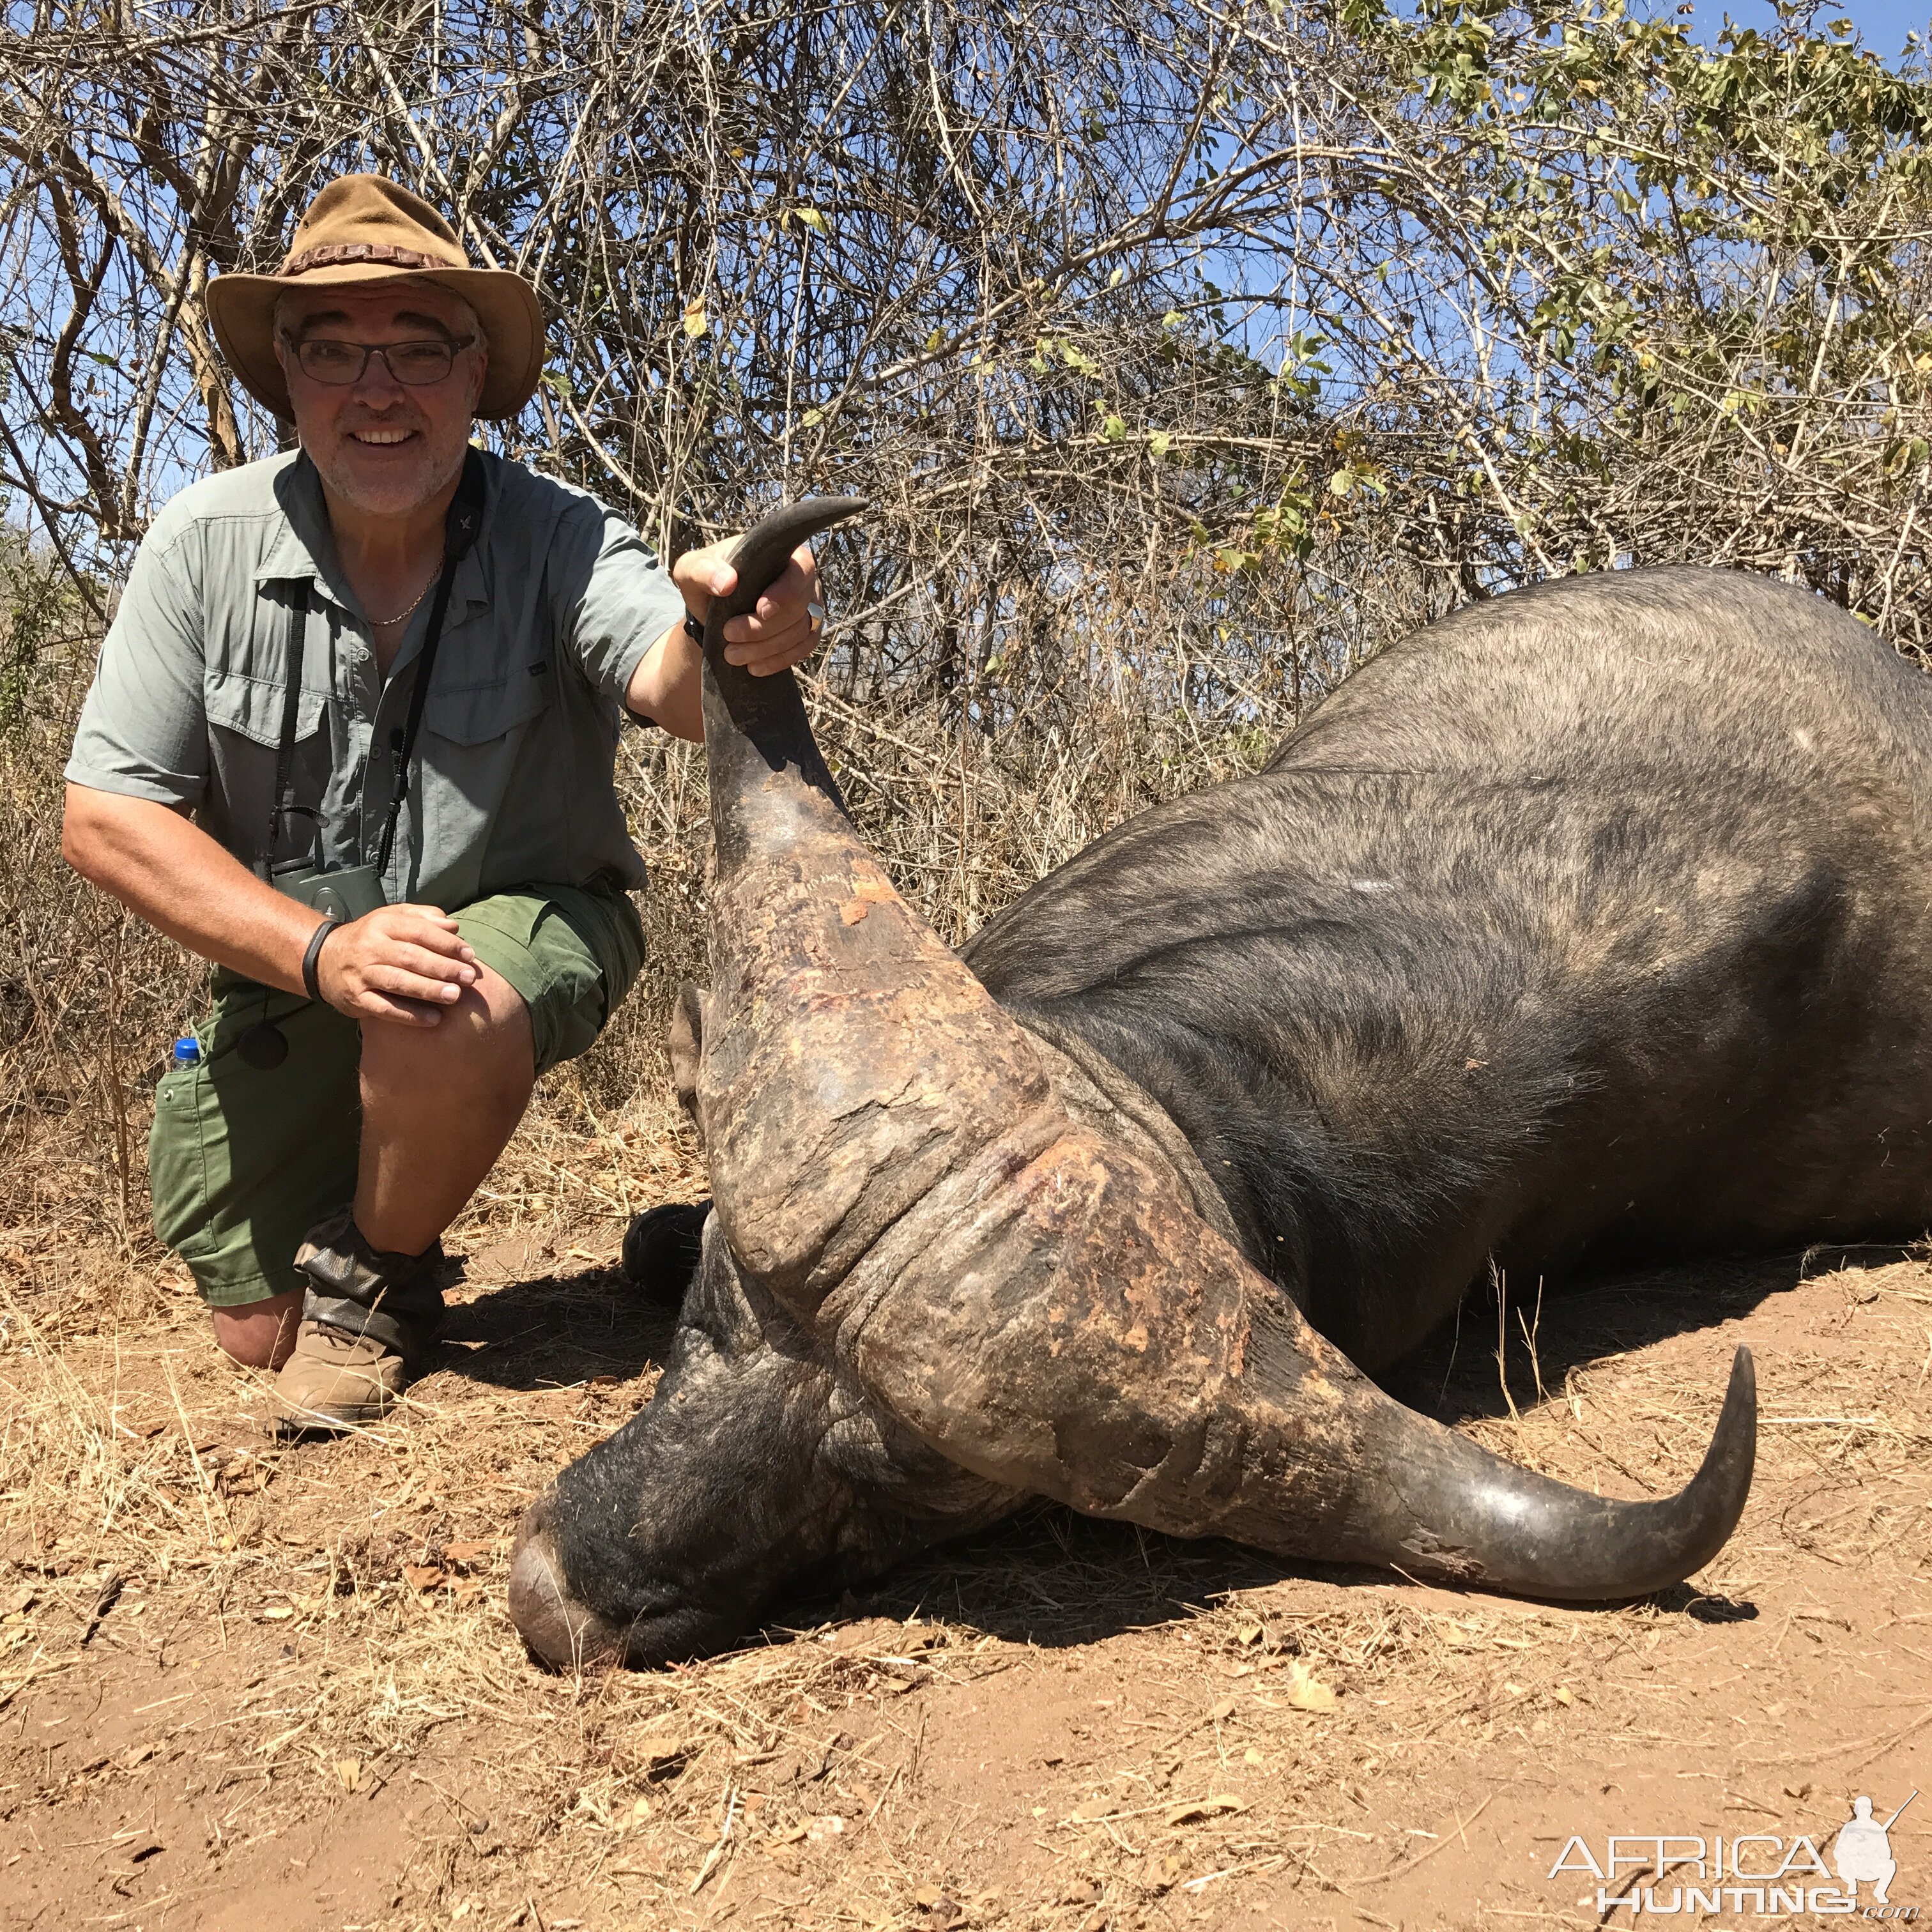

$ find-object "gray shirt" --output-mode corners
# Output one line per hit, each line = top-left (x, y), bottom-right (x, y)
(65, 448), (684, 908)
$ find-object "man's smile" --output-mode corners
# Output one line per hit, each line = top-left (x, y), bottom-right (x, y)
(347, 425), (420, 447)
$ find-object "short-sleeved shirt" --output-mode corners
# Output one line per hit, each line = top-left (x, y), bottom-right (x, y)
(65, 448), (685, 910)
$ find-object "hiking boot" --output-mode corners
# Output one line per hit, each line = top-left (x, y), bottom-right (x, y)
(270, 1208), (447, 1434)
(270, 1320), (408, 1430)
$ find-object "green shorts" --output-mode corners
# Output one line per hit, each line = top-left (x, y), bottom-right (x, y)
(149, 881), (644, 1310)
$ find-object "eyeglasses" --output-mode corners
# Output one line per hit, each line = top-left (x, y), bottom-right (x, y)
(287, 335), (477, 386)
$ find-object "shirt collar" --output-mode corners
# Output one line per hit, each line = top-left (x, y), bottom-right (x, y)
(252, 447), (497, 633)
(254, 450), (335, 593)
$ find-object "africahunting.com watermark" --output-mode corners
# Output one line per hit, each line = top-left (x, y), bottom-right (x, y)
(1549, 1791), (1918, 1919)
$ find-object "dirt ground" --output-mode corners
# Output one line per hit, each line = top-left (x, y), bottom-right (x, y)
(3, 1204), (1928, 1932)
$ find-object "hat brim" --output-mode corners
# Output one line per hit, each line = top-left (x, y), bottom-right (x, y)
(206, 262), (546, 421)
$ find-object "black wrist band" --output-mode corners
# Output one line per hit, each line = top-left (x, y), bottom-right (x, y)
(302, 916), (342, 1004)
(683, 610), (705, 645)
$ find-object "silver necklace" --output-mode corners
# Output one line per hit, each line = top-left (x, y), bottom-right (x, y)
(367, 552), (444, 629)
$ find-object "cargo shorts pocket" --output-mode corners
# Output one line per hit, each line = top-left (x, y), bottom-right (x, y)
(148, 1054), (218, 1268)
(147, 990), (362, 1309)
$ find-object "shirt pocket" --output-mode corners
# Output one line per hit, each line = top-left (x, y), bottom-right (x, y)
(204, 671), (328, 747)
(424, 666), (553, 748)
(204, 671), (331, 871)
(417, 667), (555, 896)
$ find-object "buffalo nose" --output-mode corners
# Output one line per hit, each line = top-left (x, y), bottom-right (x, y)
(507, 1508), (627, 1671)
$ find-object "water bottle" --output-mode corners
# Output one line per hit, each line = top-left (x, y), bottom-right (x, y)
(172, 1036), (200, 1066)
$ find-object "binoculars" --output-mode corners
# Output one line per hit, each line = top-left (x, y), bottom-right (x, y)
(274, 862), (387, 923)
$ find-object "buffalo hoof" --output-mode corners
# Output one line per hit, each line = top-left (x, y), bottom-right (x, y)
(620, 1200), (709, 1308)
(507, 1505), (629, 1671)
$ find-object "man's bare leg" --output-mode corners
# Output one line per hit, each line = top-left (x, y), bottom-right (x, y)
(213, 1292), (304, 1370)
(353, 961), (535, 1255)
(259, 965), (534, 1423)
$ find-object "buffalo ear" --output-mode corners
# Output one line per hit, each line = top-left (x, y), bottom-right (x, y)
(668, 982), (709, 1140)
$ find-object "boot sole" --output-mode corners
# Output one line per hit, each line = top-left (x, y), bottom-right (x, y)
(268, 1386), (404, 1435)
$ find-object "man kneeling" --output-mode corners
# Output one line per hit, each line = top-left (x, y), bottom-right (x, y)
(61, 175), (823, 1429)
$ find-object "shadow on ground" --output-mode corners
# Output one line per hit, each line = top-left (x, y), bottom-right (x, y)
(430, 1262), (678, 1392)
(1384, 1245), (1885, 1427)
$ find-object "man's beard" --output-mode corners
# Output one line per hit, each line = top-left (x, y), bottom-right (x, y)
(307, 412), (470, 520)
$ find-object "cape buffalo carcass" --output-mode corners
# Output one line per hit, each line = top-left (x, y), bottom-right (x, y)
(509, 501), (1932, 1670)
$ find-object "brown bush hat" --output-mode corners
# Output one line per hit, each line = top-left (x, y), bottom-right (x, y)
(206, 174), (545, 421)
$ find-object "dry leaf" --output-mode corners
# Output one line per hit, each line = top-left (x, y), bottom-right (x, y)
(1284, 1660), (1337, 1712)
(1209, 1698), (1236, 1721)
(334, 1759), (361, 1792)
(915, 1884), (944, 1908)
(402, 1565), (446, 1592)
(122, 1743), (153, 1770)
(636, 1733), (682, 1765)
(682, 299), (707, 341)
(1165, 1795), (1249, 1826)
(258, 1604), (295, 1621)
(1553, 1685), (1574, 1706)
(618, 1840), (676, 1876)
(1238, 1622), (1264, 1646)
(443, 1541), (490, 1565)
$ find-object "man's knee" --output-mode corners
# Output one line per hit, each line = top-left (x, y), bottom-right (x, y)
(358, 964), (534, 1097)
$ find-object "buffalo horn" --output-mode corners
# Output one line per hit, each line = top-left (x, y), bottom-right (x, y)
(694, 502), (1757, 1602)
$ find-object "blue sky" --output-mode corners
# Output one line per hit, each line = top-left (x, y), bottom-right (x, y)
(1678, 0), (1929, 56)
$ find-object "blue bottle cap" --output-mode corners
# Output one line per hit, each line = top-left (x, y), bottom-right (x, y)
(172, 1036), (200, 1064)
